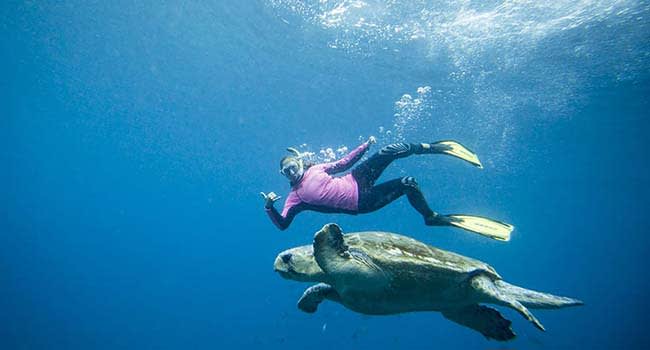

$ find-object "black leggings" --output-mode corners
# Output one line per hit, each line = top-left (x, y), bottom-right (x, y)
(352, 143), (435, 218)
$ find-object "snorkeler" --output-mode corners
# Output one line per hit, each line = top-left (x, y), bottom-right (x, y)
(261, 137), (514, 241)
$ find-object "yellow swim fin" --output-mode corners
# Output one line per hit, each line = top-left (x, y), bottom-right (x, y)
(432, 141), (483, 169)
(446, 214), (514, 241)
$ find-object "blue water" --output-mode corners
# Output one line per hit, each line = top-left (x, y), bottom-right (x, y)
(2, 1), (649, 349)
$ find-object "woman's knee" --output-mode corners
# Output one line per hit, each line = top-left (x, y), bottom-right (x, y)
(400, 176), (420, 191)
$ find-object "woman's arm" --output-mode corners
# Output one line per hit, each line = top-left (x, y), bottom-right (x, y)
(266, 191), (304, 230)
(323, 141), (371, 174)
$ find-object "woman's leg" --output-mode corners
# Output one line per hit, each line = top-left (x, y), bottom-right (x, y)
(352, 143), (424, 188)
(352, 141), (479, 188)
(358, 176), (444, 225)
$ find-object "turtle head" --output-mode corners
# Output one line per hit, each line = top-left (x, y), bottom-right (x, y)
(274, 245), (327, 283)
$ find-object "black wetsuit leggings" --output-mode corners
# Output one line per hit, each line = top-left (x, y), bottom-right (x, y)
(352, 143), (435, 219)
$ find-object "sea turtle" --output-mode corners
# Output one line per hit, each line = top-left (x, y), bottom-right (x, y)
(274, 223), (583, 341)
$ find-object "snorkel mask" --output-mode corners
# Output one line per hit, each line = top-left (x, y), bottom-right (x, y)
(280, 147), (306, 184)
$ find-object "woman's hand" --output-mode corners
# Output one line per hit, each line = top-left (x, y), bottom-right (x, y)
(260, 191), (282, 209)
(367, 136), (377, 145)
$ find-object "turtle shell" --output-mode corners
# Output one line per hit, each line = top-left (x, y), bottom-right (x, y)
(343, 231), (501, 282)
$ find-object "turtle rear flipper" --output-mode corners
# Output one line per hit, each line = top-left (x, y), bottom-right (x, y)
(442, 305), (515, 341)
(472, 275), (546, 331)
(494, 280), (584, 309)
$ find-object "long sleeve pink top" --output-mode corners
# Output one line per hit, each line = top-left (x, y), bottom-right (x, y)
(266, 142), (370, 230)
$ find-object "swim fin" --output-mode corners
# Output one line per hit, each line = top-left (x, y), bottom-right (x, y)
(430, 141), (483, 168)
(445, 214), (514, 241)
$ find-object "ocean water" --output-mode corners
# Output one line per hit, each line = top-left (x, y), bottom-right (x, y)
(2, 1), (649, 349)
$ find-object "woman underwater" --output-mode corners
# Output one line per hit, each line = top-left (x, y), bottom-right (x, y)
(261, 137), (514, 241)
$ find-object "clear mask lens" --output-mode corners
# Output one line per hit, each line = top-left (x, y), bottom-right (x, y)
(281, 162), (300, 177)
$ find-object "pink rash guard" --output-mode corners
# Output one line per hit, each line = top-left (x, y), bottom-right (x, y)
(266, 142), (370, 230)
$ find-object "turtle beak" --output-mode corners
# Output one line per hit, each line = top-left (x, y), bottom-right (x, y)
(273, 255), (290, 273)
(273, 256), (285, 272)
(275, 253), (299, 281)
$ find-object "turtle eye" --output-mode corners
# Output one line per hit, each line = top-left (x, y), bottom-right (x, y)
(281, 253), (292, 264)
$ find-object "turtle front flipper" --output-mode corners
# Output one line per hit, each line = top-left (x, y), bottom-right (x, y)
(297, 283), (340, 313)
(471, 275), (546, 331)
(313, 223), (349, 274)
(442, 305), (515, 341)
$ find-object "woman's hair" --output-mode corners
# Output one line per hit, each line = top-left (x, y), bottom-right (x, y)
(280, 156), (314, 170)
(279, 156), (293, 170)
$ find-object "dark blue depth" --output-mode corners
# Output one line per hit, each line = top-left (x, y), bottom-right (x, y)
(2, 2), (649, 349)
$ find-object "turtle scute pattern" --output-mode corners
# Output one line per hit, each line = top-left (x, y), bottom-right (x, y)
(345, 231), (499, 279)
